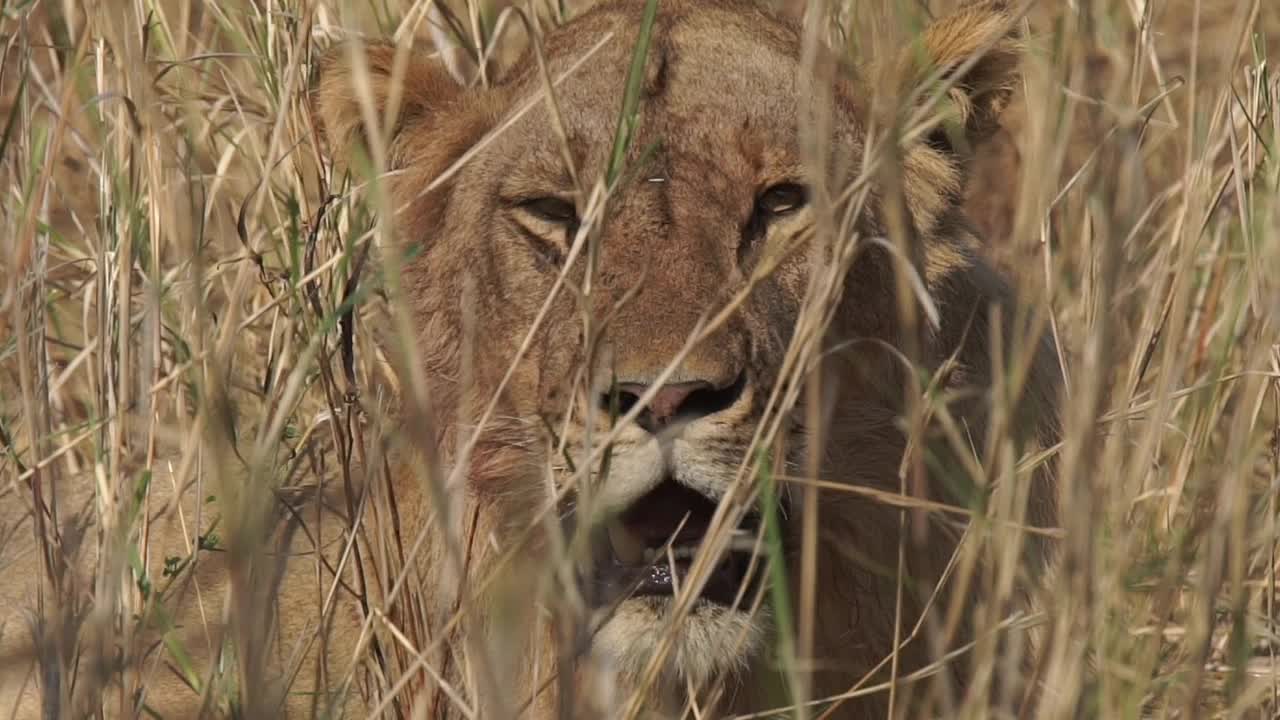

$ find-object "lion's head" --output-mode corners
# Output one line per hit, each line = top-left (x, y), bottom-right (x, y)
(316, 0), (1059, 715)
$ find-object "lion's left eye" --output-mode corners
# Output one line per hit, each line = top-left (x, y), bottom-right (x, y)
(755, 183), (808, 217)
(517, 196), (579, 226)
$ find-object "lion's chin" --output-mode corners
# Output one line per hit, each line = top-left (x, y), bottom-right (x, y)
(592, 596), (767, 690)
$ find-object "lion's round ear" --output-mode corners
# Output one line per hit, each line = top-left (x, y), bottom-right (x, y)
(899, 0), (1022, 153)
(312, 41), (466, 166)
(425, 2), (482, 87)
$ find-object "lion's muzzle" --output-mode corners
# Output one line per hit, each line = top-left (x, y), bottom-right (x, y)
(587, 479), (765, 612)
(604, 372), (747, 434)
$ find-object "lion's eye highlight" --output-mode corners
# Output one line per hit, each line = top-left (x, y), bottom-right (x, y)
(755, 183), (808, 217)
(518, 196), (579, 226)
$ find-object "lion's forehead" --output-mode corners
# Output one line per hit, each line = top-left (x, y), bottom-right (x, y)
(506, 7), (808, 160)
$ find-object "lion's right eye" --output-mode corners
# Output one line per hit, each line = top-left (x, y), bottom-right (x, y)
(517, 196), (579, 226)
(509, 195), (580, 265)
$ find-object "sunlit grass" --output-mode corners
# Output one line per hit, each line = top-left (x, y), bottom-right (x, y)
(3, 0), (1280, 718)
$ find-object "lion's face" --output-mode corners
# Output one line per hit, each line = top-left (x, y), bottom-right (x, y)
(316, 0), (1028, 703)
(443, 8), (821, 682)
(440, 6), (872, 683)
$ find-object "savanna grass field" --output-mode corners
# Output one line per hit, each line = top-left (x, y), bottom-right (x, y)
(3, 0), (1280, 717)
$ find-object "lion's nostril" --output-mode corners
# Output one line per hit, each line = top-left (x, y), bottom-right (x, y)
(599, 373), (746, 432)
(680, 373), (746, 419)
(606, 387), (643, 417)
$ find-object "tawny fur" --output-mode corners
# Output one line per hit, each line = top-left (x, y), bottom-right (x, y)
(1, 2), (1060, 718)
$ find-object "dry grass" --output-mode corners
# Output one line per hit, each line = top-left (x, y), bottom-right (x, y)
(2, 0), (1280, 717)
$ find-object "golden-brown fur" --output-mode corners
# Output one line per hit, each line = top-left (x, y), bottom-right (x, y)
(1, 1), (1061, 718)
(315, 1), (1061, 716)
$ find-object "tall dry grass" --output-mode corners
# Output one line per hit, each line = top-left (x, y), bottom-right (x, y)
(2, 0), (1279, 718)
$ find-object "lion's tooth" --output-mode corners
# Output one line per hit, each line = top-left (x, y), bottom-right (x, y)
(607, 523), (646, 565)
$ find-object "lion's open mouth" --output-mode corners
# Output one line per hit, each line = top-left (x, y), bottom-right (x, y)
(589, 481), (762, 609)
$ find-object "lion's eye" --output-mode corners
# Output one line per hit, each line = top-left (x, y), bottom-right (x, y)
(755, 183), (808, 217)
(518, 196), (579, 226)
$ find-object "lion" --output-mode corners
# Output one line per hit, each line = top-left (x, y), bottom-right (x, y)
(1, 1), (1061, 718)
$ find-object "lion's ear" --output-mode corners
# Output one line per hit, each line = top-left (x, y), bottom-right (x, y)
(313, 42), (466, 165)
(900, 1), (1022, 153)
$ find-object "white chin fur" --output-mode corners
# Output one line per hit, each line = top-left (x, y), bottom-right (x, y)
(592, 597), (766, 690)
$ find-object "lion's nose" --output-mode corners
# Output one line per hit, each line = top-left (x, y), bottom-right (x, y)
(601, 374), (746, 433)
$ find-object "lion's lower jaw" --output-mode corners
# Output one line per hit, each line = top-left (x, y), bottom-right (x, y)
(589, 597), (767, 710)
